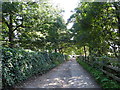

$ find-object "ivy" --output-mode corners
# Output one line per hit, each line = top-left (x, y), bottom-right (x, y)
(1, 47), (68, 88)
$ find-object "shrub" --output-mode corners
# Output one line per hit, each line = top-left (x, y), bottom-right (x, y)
(1, 47), (67, 88)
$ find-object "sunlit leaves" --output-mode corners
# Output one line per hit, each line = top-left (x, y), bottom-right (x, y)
(2, 1), (68, 52)
(69, 2), (119, 58)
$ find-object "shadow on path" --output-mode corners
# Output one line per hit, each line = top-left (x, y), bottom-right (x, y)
(15, 58), (100, 88)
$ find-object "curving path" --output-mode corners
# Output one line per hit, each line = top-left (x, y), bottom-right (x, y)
(15, 58), (100, 88)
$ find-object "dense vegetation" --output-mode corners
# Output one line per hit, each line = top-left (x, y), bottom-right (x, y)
(68, 2), (120, 59)
(76, 57), (120, 88)
(2, 1), (70, 52)
(1, 0), (120, 89)
(1, 1), (69, 88)
(2, 47), (68, 88)
(72, 2), (120, 88)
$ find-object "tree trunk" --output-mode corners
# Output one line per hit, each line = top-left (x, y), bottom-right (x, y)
(9, 13), (14, 48)
(55, 49), (57, 53)
(83, 46), (86, 61)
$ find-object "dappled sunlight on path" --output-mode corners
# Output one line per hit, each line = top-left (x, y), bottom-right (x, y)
(15, 58), (100, 88)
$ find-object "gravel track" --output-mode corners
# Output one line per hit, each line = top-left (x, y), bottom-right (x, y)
(15, 58), (100, 88)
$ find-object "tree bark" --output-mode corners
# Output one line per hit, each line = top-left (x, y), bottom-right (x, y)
(55, 49), (57, 53)
(83, 46), (86, 61)
(9, 13), (14, 48)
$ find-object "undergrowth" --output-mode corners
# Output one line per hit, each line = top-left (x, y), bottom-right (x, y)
(76, 58), (120, 88)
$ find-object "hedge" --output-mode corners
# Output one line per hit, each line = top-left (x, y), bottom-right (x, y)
(1, 47), (68, 88)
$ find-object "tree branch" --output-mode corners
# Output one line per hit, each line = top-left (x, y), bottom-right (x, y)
(13, 24), (24, 31)
(2, 17), (10, 28)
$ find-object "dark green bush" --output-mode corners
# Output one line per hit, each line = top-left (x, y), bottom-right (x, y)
(1, 47), (67, 88)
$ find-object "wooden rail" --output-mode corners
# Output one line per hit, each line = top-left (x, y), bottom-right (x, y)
(78, 56), (120, 82)
(105, 65), (120, 72)
(101, 69), (120, 82)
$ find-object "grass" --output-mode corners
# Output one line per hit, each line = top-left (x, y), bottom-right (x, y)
(76, 58), (120, 88)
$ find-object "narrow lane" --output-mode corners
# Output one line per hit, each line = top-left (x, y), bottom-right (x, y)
(15, 58), (100, 88)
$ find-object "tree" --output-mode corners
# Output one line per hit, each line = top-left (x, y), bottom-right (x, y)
(68, 2), (120, 59)
(2, 1), (69, 53)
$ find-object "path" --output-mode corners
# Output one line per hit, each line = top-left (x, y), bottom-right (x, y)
(15, 58), (100, 88)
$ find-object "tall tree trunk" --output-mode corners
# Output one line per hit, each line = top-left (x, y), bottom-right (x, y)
(9, 13), (14, 48)
(55, 49), (57, 53)
(89, 47), (93, 61)
(83, 46), (86, 61)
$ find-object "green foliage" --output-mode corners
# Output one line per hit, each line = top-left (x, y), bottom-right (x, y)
(76, 57), (120, 88)
(1, 47), (67, 88)
(2, 2), (69, 52)
(68, 2), (120, 58)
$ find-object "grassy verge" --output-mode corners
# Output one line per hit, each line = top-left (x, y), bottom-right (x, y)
(76, 58), (120, 88)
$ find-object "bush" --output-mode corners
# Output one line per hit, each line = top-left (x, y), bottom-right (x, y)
(1, 47), (67, 88)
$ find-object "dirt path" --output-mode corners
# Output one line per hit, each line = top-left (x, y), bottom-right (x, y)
(15, 58), (100, 88)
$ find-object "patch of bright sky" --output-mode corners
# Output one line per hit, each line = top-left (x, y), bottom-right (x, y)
(50, 0), (79, 29)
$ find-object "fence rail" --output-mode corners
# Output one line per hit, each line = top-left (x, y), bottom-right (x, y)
(78, 56), (120, 82)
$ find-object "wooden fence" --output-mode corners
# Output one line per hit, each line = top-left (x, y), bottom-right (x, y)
(78, 56), (120, 83)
